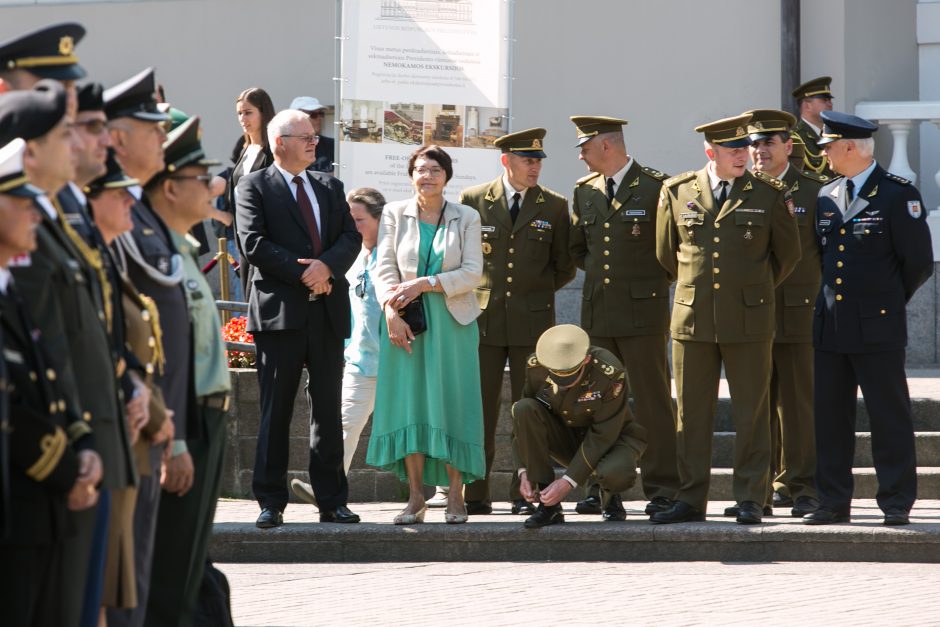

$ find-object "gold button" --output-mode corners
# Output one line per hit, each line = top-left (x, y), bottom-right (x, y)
(510, 234), (514, 240)
(713, 237), (720, 243)
(713, 252), (719, 259)
(714, 282), (720, 289)
(838, 244), (845, 252)
(83, 411), (92, 422)
(604, 236), (610, 242)
(99, 311), (105, 321)
(29, 371), (37, 382)
(714, 222), (720, 229)
(839, 228), (846, 235)
(507, 277), (513, 283)
(508, 248), (514, 254)
(835, 278), (843, 285)
(836, 294), (843, 301)
(747, 221), (753, 226)
(49, 402), (57, 413)
(506, 291), (511, 297)
(483, 234), (488, 239)
(603, 250), (610, 256)
(604, 278), (610, 285)
(148, 337), (156, 348)
(603, 264), (610, 270)
(58, 400), (66, 412)
(604, 222), (610, 229)
(652, 292), (657, 297)
(713, 267), (720, 274)
(46, 368), (56, 381)
(865, 229), (870, 235)
(145, 363), (155, 374)
(507, 263), (513, 269)
(141, 310), (151, 322)
(837, 261), (844, 268)
(563, 410), (568, 415)
(760, 299), (764, 304)
(805, 299), (810, 304)
(880, 309), (887, 315)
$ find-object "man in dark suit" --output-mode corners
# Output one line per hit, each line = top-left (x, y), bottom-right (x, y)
(805, 111), (933, 527)
(237, 109), (362, 528)
(290, 97), (335, 173)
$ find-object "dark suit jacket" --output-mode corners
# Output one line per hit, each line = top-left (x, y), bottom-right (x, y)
(236, 164), (361, 336)
(814, 164), (934, 353)
(311, 135), (335, 173)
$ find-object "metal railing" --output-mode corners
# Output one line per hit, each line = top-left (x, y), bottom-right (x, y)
(206, 237), (256, 354)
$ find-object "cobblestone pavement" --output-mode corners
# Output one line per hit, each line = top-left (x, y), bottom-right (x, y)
(218, 560), (940, 627)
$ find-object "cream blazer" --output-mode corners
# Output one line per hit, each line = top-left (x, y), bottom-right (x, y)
(374, 197), (483, 325)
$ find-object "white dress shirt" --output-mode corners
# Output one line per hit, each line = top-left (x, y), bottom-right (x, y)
(605, 157), (634, 198)
(274, 162), (322, 232)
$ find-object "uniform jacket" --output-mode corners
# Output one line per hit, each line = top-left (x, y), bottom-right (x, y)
(459, 177), (575, 345)
(517, 347), (645, 485)
(656, 167), (802, 343)
(570, 161), (670, 337)
(236, 164), (361, 336)
(374, 198), (483, 326)
(793, 120), (833, 178)
(814, 164), (933, 353)
(773, 166), (828, 343)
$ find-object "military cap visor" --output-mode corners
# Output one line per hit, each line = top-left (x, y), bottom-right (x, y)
(0, 22), (86, 80)
(0, 138), (42, 198)
(745, 109), (797, 142)
(84, 149), (139, 195)
(816, 110), (878, 146)
(160, 115), (221, 178)
(791, 76), (833, 100)
(570, 116), (628, 147)
(536, 324), (590, 372)
(494, 127), (547, 158)
(104, 67), (169, 122)
(696, 114), (753, 148)
(0, 79), (68, 145)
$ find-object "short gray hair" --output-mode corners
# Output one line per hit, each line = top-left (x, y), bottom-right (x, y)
(850, 137), (875, 158)
(347, 187), (386, 219)
(267, 109), (309, 149)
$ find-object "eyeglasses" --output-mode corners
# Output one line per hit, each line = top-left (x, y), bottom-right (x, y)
(305, 111), (326, 119)
(282, 134), (320, 144)
(71, 119), (108, 134)
(168, 174), (213, 186)
(414, 166), (444, 177)
(355, 271), (367, 299)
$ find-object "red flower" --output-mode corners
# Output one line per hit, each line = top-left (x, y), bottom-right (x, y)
(221, 316), (256, 368)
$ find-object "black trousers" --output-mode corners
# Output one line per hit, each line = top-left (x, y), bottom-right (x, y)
(0, 541), (63, 626)
(813, 348), (916, 513)
(252, 301), (348, 512)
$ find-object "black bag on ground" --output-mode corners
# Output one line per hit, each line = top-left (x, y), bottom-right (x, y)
(194, 558), (234, 627)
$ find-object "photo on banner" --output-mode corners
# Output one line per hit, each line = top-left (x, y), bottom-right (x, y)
(339, 0), (511, 201)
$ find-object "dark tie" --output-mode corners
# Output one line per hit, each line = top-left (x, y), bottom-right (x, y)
(293, 175), (322, 258)
(846, 179), (855, 203)
(716, 180), (729, 207)
(510, 192), (521, 224)
(606, 178), (616, 203)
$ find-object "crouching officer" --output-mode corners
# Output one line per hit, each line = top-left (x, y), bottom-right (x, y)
(512, 324), (646, 528)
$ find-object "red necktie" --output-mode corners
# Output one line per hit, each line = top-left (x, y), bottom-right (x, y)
(293, 175), (322, 258)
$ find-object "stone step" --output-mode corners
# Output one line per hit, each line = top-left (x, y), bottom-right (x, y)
(711, 432), (940, 467)
(210, 498), (940, 564)
(708, 398), (940, 432)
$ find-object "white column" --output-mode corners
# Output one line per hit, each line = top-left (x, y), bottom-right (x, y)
(881, 120), (917, 184)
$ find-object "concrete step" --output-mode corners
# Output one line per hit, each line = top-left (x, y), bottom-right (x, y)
(210, 498), (940, 564)
(711, 432), (940, 467)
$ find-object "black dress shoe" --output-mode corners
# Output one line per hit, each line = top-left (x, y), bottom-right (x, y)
(575, 494), (602, 515)
(736, 501), (763, 525)
(644, 496), (674, 515)
(319, 505), (360, 524)
(772, 491), (794, 508)
(883, 508), (910, 526)
(523, 503), (564, 529)
(465, 500), (493, 515)
(256, 507), (283, 529)
(650, 501), (705, 524)
(790, 495), (820, 518)
(724, 503), (773, 517)
(511, 499), (536, 515)
(602, 494), (627, 521)
(803, 507), (850, 525)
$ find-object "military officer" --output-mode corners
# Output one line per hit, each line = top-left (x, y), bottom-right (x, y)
(805, 111), (933, 526)
(791, 76), (835, 178)
(568, 115), (678, 519)
(0, 22), (86, 113)
(654, 114), (802, 525)
(513, 324), (646, 528)
(0, 135), (100, 626)
(740, 109), (827, 519)
(457, 127), (575, 516)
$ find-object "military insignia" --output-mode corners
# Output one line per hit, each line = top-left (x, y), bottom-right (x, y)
(530, 219), (552, 230)
(9, 253), (31, 267)
(536, 191), (545, 204)
(481, 225), (495, 233)
(577, 390), (602, 403)
(186, 279), (199, 291)
(868, 186), (878, 198)
(831, 186), (840, 199)
(686, 202), (696, 209)
(600, 363), (615, 377)
(744, 229), (753, 240)
(157, 257), (170, 274)
(790, 181), (800, 193)
(142, 227), (155, 236)
(585, 201), (593, 209)
(2, 349), (23, 364)
(59, 36), (75, 56)
(691, 180), (701, 193)
(908, 200), (923, 219)
(481, 242), (492, 255)
(611, 377), (624, 398)
(823, 211), (835, 218)
(527, 355), (539, 368)
(629, 177), (640, 188)
(865, 210), (880, 216)
(784, 191), (795, 216)
(532, 138), (542, 149)
(484, 191), (496, 202)
(793, 206), (806, 214)
(625, 210), (646, 216)
(743, 181), (753, 191)
(632, 224), (641, 237)
(736, 127), (745, 136)
(821, 236), (827, 245)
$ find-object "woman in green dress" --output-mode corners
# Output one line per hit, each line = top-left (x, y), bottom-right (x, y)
(368, 145), (485, 524)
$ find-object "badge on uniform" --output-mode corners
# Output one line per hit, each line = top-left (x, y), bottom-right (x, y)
(142, 228), (155, 236)
(632, 224), (641, 237)
(611, 374), (625, 398)
(577, 390), (601, 403)
(784, 191), (795, 217)
(481, 225), (496, 233)
(157, 257), (170, 273)
(9, 253), (31, 267)
(908, 200), (923, 219)
(482, 242), (492, 255)
(819, 219), (831, 226)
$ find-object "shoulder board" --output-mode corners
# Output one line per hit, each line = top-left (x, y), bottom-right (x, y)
(641, 166), (669, 181)
(576, 171), (602, 186)
(663, 171), (696, 187)
(799, 170), (830, 184)
(526, 354), (540, 368)
(588, 348), (622, 379)
(884, 172), (911, 185)
(753, 170), (786, 191)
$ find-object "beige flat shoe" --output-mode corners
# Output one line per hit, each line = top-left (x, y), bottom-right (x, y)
(444, 512), (468, 524)
(394, 505), (427, 525)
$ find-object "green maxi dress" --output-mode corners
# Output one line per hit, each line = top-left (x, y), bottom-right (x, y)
(367, 220), (485, 486)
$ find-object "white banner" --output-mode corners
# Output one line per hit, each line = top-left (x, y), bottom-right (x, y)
(339, 0), (511, 201)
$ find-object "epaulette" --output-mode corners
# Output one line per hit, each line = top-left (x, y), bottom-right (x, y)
(799, 170), (830, 184)
(884, 172), (911, 185)
(663, 171), (696, 188)
(591, 354), (620, 379)
(753, 170), (786, 191)
(641, 166), (668, 181)
(576, 171), (602, 186)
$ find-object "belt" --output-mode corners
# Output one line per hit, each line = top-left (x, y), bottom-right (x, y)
(308, 293), (321, 302)
(199, 392), (230, 412)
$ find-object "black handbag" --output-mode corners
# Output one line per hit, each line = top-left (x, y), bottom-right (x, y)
(397, 203), (445, 337)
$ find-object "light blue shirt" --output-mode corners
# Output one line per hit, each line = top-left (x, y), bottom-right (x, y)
(344, 247), (381, 376)
(847, 160), (878, 200)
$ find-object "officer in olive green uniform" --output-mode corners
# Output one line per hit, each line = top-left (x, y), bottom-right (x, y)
(568, 115), (678, 517)
(653, 114), (802, 525)
(791, 76), (835, 178)
(745, 110), (828, 518)
(512, 324), (646, 528)
(458, 128), (575, 516)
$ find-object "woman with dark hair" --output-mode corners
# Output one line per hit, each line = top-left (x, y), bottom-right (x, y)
(368, 145), (485, 525)
(212, 87), (276, 299)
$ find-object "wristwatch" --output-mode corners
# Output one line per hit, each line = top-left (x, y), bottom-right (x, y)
(427, 275), (438, 289)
